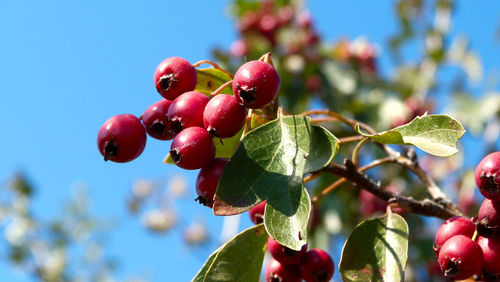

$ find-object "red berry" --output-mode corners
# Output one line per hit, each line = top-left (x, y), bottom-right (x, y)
(230, 40), (248, 57)
(478, 236), (500, 275)
(167, 91), (210, 134)
(142, 99), (174, 140)
(154, 57), (197, 100)
(169, 127), (215, 170)
(195, 158), (228, 207)
(299, 248), (335, 282)
(267, 237), (307, 265)
(477, 199), (500, 238)
(233, 61), (280, 109)
(97, 114), (146, 163)
(438, 235), (483, 280)
(203, 95), (247, 138)
(248, 201), (266, 224)
(264, 258), (301, 282)
(434, 216), (475, 254)
(475, 152), (500, 200)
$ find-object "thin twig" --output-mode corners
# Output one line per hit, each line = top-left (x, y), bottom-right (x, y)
(338, 135), (366, 144)
(192, 59), (234, 78)
(210, 80), (233, 97)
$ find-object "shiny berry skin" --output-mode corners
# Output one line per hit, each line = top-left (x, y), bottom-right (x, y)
(203, 94), (246, 138)
(477, 199), (500, 238)
(169, 127), (215, 170)
(299, 248), (334, 282)
(438, 235), (483, 280)
(475, 152), (500, 200)
(142, 99), (174, 140)
(267, 237), (307, 265)
(434, 216), (475, 254)
(233, 61), (280, 109)
(264, 258), (301, 282)
(154, 57), (197, 100)
(97, 114), (146, 163)
(478, 236), (500, 275)
(248, 201), (266, 224)
(167, 91), (210, 134)
(195, 158), (228, 208)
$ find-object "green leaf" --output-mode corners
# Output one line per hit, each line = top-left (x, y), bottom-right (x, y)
(356, 114), (465, 157)
(213, 115), (338, 249)
(164, 127), (244, 164)
(195, 68), (233, 96)
(339, 210), (409, 282)
(192, 224), (268, 282)
(264, 185), (310, 250)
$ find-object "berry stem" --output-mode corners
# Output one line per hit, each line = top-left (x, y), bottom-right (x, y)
(192, 60), (234, 78)
(351, 137), (369, 167)
(209, 80), (233, 97)
(338, 135), (366, 144)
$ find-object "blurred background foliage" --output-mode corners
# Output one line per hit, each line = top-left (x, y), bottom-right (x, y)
(2, 0), (500, 281)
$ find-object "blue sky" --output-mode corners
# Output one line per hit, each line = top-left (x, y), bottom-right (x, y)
(1, 1), (499, 281)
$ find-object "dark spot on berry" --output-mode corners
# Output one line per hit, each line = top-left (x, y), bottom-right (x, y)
(479, 171), (500, 197)
(170, 149), (181, 164)
(158, 74), (178, 92)
(149, 120), (166, 136)
(269, 276), (281, 282)
(195, 196), (213, 207)
(236, 83), (257, 103)
(477, 217), (499, 238)
(170, 119), (183, 134)
(442, 258), (460, 278)
(313, 270), (330, 282)
(103, 138), (118, 161)
(208, 128), (218, 137)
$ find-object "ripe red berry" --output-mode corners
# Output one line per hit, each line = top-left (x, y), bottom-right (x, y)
(248, 201), (266, 224)
(142, 99), (174, 140)
(169, 127), (216, 170)
(478, 236), (500, 276)
(475, 152), (500, 201)
(267, 237), (307, 265)
(264, 258), (301, 282)
(434, 216), (475, 254)
(195, 158), (228, 208)
(233, 60), (280, 109)
(299, 248), (335, 282)
(203, 94), (247, 138)
(477, 199), (500, 238)
(97, 114), (146, 163)
(154, 57), (197, 100)
(438, 235), (483, 280)
(167, 91), (210, 134)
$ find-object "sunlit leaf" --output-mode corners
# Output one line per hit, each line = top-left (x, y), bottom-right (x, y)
(339, 210), (409, 282)
(192, 224), (268, 282)
(356, 114), (465, 157)
(195, 68), (233, 96)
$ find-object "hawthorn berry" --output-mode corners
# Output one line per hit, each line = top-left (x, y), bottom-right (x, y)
(97, 114), (146, 163)
(264, 258), (301, 282)
(195, 158), (228, 208)
(478, 236), (500, 276)
(475, 152), (500, 201)
(438, 235), (483, 280)
(434, 216), (475, 254)
(248, 201), (266, 224)
(267, 237), (307, 265)
(477, 199), (500, 238)
(203, 94), (247, 138)
(299, 248), (335, 282)
(142, 99), (174, 140)
(233, 60), (280, 109)
(169, 127), (215, 170)
(154, 57), (197, 100)
(167, 91), (210, 134)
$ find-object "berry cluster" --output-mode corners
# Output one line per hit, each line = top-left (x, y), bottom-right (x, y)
(97, 56), (280, 208)
(248, 202), (334, 282)
(433, 152), (500, 280)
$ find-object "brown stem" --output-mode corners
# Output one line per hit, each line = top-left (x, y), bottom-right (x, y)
(192, 60), (234, 78)
(318, 159), (463, 220)
(310, 117), (340, 123)
(210, 80), (233, 97)
(339, 135), (366, 144)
